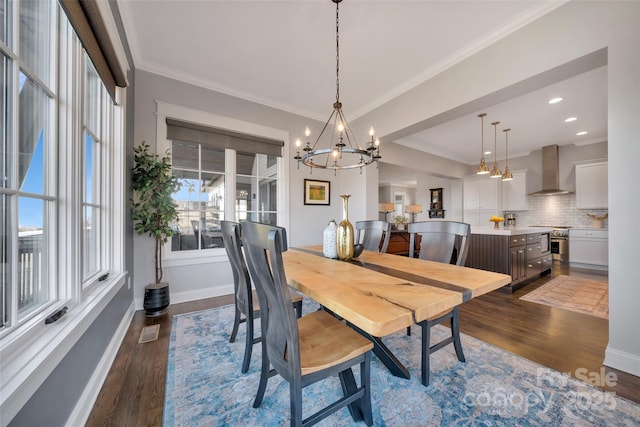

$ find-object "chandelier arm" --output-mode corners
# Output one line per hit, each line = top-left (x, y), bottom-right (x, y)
(309, 109), (339, 152)
(301, 147), (373, 170)
(336, 109), (360, 149)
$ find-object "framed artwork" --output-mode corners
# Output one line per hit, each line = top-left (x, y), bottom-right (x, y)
(304, 179), (330, 205)
(430, 188), (443, 210)
(429, 187), (445, 218)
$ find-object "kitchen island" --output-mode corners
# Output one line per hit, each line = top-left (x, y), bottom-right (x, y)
(465, 226), (553, 290)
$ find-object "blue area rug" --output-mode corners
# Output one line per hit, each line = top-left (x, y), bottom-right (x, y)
(164, 301), (640, 426)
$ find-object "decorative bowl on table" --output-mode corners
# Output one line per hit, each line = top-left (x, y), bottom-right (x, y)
(489, 215), (505, 229)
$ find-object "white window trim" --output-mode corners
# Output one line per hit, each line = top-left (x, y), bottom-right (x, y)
(0, 88), (127, 426)
(155, 101), (291, 265)
(0, 274), (128, 425)
(0, 2), (128, 417)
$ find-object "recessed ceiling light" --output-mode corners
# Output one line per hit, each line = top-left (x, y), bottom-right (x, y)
(548, 97), (563, 104)
(576, 131), (588, 136)
(565, 117), (577, 122)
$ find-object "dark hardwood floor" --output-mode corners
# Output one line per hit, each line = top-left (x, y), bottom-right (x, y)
(86, 262), (639, 426)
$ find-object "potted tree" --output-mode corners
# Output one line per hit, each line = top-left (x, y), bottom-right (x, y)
(131, 141), (182, 316)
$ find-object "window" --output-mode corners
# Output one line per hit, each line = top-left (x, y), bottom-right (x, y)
(171, 141), (226, 251)
(1, 1), (125, 414)
(82, 55), (106, 284)
(2, 0), (56, 326)
(236, 151), (278, 225)
(157, 103), (288, 259)
(2, 1), (123, 327)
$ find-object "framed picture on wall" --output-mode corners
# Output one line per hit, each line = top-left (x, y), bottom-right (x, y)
(304, 179), (330, 205)
(429, 187), (445, 218)
(430, 188), (443, 210)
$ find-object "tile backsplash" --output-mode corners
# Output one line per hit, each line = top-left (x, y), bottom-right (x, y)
(504, 194), (608, 229)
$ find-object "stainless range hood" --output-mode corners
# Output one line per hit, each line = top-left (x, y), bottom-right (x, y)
(529, 145), (572, 196)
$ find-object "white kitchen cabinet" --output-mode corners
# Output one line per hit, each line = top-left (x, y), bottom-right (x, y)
(569, 228), (608, 268)
(502, 170), (528, 211)
(463, 175), (501, 227)
(463, 175), (500, 211)
(463, 177), (479, 210)
(575, 161), (608, 209)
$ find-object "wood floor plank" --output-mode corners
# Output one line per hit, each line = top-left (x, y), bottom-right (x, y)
(86, 268), (638, 426)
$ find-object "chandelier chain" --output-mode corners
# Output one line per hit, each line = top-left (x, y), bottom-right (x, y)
(335, 0), (340, 103)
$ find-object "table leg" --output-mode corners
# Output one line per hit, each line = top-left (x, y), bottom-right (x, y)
(348, 323), (411, 380)
(321, 306), (411, 379)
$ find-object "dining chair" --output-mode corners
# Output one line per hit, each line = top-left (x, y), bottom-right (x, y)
(242, 221), (373, 427)
(192, 219), (218, 249)
(220, 220), (302, 374)
(407, 220), (471, 386)
(355, 220), (391, 253)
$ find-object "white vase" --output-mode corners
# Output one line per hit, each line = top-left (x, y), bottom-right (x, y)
(323, 220), (338, 259)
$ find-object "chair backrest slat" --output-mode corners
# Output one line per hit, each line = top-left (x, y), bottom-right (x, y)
(408, 221), (471, 266)
(242, 221), (300, 381)
(221, 221), (252, 315)
(355, 220), (391, 253)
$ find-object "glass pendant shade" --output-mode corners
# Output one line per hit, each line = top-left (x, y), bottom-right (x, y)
(476, 113), (490, 174)
(490, 121), (502, 178)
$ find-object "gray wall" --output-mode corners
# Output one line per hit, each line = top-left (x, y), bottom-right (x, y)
(131, 69), (375, 306)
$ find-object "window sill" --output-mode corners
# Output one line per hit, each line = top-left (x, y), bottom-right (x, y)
(163, 248), (229, 268)
(0, 272), (127, 425)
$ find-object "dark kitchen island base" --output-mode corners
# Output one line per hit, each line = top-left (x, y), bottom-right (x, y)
(465, 228), (552, 291)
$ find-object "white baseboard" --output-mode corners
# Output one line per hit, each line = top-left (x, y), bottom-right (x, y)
(65, 301), (135, 427)
(604, 346), (640, 377)
(568, 262), (608, 272)
(134, 283), (233, 311)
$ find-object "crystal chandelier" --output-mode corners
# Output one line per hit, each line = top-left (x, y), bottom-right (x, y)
(294, 0), (381, 173)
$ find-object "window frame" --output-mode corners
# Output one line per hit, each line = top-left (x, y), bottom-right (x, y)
(236, 151), (279, 224)
(0, 2), (127, 422)
(155, 101), (290, 268)
(80, 52), (108, 288)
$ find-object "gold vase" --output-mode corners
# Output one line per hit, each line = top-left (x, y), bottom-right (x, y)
(337, 194), (354, 261)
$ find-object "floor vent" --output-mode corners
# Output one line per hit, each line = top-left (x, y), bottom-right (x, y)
(138, 324), (160, 344)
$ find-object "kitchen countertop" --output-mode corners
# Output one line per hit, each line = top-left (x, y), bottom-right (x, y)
(470, 226), (553, 236)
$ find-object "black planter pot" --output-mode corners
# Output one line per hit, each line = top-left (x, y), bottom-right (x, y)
(143, 282), (170, 317)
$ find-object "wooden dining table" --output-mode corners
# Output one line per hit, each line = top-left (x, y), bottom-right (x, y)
(282, 245), (512, 380)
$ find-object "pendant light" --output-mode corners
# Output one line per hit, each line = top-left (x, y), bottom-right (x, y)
(489, 121), (502, 178)
(501, 128), (513, 181)
(293, 0), (380, 172)
(476, 113), (489, 174)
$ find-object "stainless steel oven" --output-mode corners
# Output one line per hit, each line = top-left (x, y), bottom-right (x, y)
(540, 232), (550, 253)
(550, 227), (569, 262)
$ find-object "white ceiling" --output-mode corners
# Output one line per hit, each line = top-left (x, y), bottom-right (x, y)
(116, 0), (607, 166)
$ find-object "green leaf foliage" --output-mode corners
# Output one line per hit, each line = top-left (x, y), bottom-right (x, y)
(131, 141), (182, 283)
